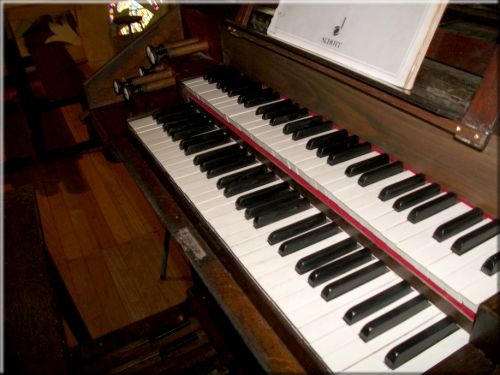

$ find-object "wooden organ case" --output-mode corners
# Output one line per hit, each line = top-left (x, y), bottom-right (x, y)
(85, 4), (499, 374)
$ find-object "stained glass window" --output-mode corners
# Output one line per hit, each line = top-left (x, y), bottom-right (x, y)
(108, 1), (159, 36)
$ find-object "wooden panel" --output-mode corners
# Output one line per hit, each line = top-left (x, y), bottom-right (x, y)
(84, 7), (183, 109)
(459, 47), (499, 150)
(222, 27), (499, 217)
(471, 294), (500, 364)
(426, 27), (496, 76)
(180, 5), (239, 63)
(426, 343), (495, 374)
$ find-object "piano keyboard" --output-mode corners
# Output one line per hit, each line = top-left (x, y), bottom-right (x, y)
(128, 108), (470, 373)
(181, 67), (499, 317)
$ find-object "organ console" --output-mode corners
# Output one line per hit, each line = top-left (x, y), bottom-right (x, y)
(85, 4), (499, 374)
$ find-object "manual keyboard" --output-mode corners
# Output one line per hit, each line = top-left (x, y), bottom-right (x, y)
(128, 108), (469, 373)
(182, 68), (499, 316)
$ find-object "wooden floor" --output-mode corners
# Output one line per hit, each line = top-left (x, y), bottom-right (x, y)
(4, 98), (193, 341)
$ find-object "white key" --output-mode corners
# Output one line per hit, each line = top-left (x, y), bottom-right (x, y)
(182, 77), (205, 87)
(211, 96), (239, 107)
(398, 218), (491, 269)
(288, 272), (399, 328)
(248, 233), (349, 279)
(274, 258), (380, 316)
(198, 87), (228, 101)
(253, 231), (351, 288)
(336, 170), (414, 204)
(188, 82), (218, 95)
(368, 192), (446, 233)
(320, 306), (443, 372)
(128, 116), (156, 129)
(301, 289), (419, 343)
(342, 320), (468, 373)
(225, 208), (319, 248)
(382, 203), (470, 244)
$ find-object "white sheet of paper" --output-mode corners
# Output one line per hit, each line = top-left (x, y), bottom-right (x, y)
(267, 3), (446, 89)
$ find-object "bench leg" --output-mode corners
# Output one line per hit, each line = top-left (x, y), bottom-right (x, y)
(160, 229), (171, 280)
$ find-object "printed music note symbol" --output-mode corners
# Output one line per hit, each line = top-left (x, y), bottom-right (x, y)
(333, 17), (347, 36)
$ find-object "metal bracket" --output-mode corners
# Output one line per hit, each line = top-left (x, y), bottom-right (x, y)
(454, 122), (494, 151)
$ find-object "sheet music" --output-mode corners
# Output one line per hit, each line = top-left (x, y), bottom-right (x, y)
(267, 3), (447, 90)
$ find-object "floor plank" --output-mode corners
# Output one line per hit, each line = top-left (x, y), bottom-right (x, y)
(4, 153), (193, 339)
(4, 88), (193, 342)
(60, 103), (89, 143)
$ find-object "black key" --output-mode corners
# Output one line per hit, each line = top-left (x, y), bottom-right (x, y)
(344, 281), (412, 325)
(165, 118), (208, 136)
(158, 111), (201, 128)
(260, 100), (296, 116)
(255, 99), (292, 116)
(206, 154), (255, 178)
(407, 192), (458, 223)
(433, 207), (484, 242)
(345, 154), (390, 177)
(230, 84), (261, 98)
(244, 92), (281, 108)
(205, 68), (240, 84)
(200, 149), (248, 172)
(295, 238), (358, 274)
(283, 116), (323, 134)
(224, 172), (277, 197)
(163, 113), (205, 131)
(163, 114), (206, 130)
(451, 219), (500, 255)
(384, 317), (459, 370)
(279, 222), (341, 256)
(328, 142), (372, 166)
(171, 123), (216, 141)
(306, 129), (348, 150)
(218, 76), (253, 92)
(308, 248), (372, 287)
(194, 144), (241, 166)
(359, 295), (430, 342)
(182, 132), (227, 152)
(156, 108), (203, 125)
(238, 183), (293, 210)
(292, 121), (332, 140)
(238, 87), (273, 104)
(153, 102), (194, 120)
(317, 135), (359, 158)
(160, 108), (201, 123)
(204, 66), (239, 82)
(481, 252), (500, 276)
(268, 213), (327, 245)
(261, 102), (297, 120)
(219, 77), (256, 93)
(235, 182), (289, 210)
(254, 198), (311, 228)
(392, 184), (441, 212)
(358, 161), (404, 187)
(321, 260), (389, 301)
(245, 190), (301, 219)
(228, 81), (261, 97)
(378, 173), (426, 201)
(185, 136), (230, 156)
(216, 164), (267, 189)
(180, 130), (225, 150)
(272, 108), (309, 126)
